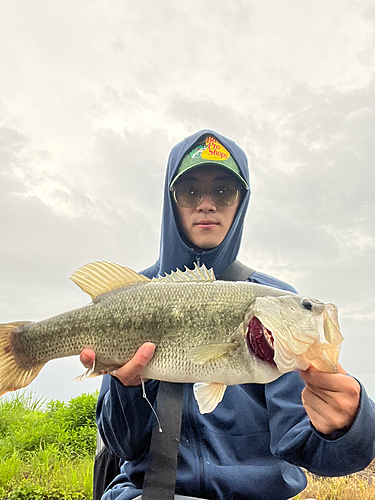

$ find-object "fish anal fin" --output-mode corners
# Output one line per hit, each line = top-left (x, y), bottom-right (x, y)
(73, 358), (122, 381)
(70, 261), (150, 300)
(0, 321), (45, 396)
(73, 368), (100, 382)
(187, 342), (237, 365)
(193, 382), (227, 413)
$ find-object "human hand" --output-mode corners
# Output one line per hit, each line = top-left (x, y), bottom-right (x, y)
(300, 364), (361, 435)
(79, 343), (156, 387)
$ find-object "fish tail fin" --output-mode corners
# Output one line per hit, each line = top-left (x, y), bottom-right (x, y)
(0, 321), (45, 396)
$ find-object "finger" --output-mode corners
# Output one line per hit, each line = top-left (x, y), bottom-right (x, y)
(303, 381), (337, 406)
(301, 387), (333, 434)
(131, 342), (155, 368)
(111, 343), (155, 385)
(302, 384), (358, 434)
(299, 366), (347, 392)
(301, 385), (347, 434)
(80, 349), (95, 369)
(302, 386), (326, 418)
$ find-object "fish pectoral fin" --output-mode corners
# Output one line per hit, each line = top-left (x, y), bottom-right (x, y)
(186, 342), (237, 365)
(0, 322), (45, 396)
(193, 382), (227, 413)
(70, 261), (150, 300)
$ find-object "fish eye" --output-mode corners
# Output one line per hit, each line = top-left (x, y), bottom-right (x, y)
(301, 298), (313, 310)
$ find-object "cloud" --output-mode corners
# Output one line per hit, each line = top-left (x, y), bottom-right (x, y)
(0, 0), (374, 401)
(238, 77), (375, 332)
(167, 96), (249, 139)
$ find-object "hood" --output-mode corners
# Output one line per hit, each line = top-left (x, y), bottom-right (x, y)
(141, 129), (251, 278)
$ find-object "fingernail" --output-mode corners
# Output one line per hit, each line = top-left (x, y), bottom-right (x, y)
(81, 352), (90, 363)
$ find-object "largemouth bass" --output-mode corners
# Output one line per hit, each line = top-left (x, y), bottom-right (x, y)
(0, 262), (343, 413)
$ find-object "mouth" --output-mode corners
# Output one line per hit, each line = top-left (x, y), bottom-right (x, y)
(246, 316), (276, 366)
(195, 220), (219, 228)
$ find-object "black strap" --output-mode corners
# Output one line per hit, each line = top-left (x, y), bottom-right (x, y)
(141, 260), (255, 499)
(217, 260), (255, 281)
(142, 382), (184, 500)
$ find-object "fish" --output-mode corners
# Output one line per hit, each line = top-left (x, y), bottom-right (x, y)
(0, 261), (343, 413)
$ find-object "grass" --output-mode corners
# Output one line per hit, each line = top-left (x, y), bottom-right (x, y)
(0, 391), (373, 499)
(294, 471), (375, 500)
(0, 391), (97, 499)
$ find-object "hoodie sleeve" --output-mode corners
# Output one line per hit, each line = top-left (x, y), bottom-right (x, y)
(266, 371), (375, 476)
(96, 374), (159, 461)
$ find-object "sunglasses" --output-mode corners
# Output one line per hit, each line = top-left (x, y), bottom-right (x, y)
(171, 182), (242, 208)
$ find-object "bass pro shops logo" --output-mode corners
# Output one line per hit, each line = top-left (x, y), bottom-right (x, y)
(190, 137), (231, 162)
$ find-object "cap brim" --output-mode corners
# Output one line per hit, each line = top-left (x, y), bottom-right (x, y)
(170, 162), (249, 190)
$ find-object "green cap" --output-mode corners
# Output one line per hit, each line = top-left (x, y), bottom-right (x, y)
(170, 136), (249, 189)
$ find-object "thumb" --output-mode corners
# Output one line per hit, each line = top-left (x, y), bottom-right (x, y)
(80, 349), (95, 368)
(137, 342), (156, 365)
(337, 363), (347, 375)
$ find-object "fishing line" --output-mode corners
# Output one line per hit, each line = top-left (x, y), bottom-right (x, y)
(141, 378), (162, 432)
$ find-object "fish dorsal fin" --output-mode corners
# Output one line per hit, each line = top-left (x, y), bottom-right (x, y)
(70, 261), (150, 300)
(153, 263), (216, 283)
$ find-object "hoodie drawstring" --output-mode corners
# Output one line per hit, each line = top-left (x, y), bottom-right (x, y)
(195, 254), (201, 267)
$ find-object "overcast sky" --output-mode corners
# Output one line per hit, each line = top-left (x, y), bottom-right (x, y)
(0, 0), (374, 402)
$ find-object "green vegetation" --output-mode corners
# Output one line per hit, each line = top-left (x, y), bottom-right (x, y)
(0, 392), (373, 499)
(0, 391), (97, 499)
(294, 471), (375, 500)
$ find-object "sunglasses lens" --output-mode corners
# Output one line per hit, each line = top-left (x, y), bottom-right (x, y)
(211, 185), (239, 207)
(173, 183), (240, 208)
(173, 186), (201, 208)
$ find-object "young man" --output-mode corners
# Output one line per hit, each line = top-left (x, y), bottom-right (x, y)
(81, 130), (375, 500)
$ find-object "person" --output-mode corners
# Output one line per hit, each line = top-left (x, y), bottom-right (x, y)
(80, 130), (375, 500)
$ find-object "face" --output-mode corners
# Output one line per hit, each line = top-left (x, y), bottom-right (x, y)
(173, 165), (241, 252)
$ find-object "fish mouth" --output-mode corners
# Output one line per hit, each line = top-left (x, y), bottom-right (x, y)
(246, 316), (276, 367)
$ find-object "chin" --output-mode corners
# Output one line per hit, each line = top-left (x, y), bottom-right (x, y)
(193, 239), (222, 251)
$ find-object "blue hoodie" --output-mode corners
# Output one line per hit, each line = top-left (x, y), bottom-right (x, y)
(97, 130), (375, 500)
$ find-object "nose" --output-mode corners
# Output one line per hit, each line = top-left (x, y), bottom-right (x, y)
(196, 192), (216, 211)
